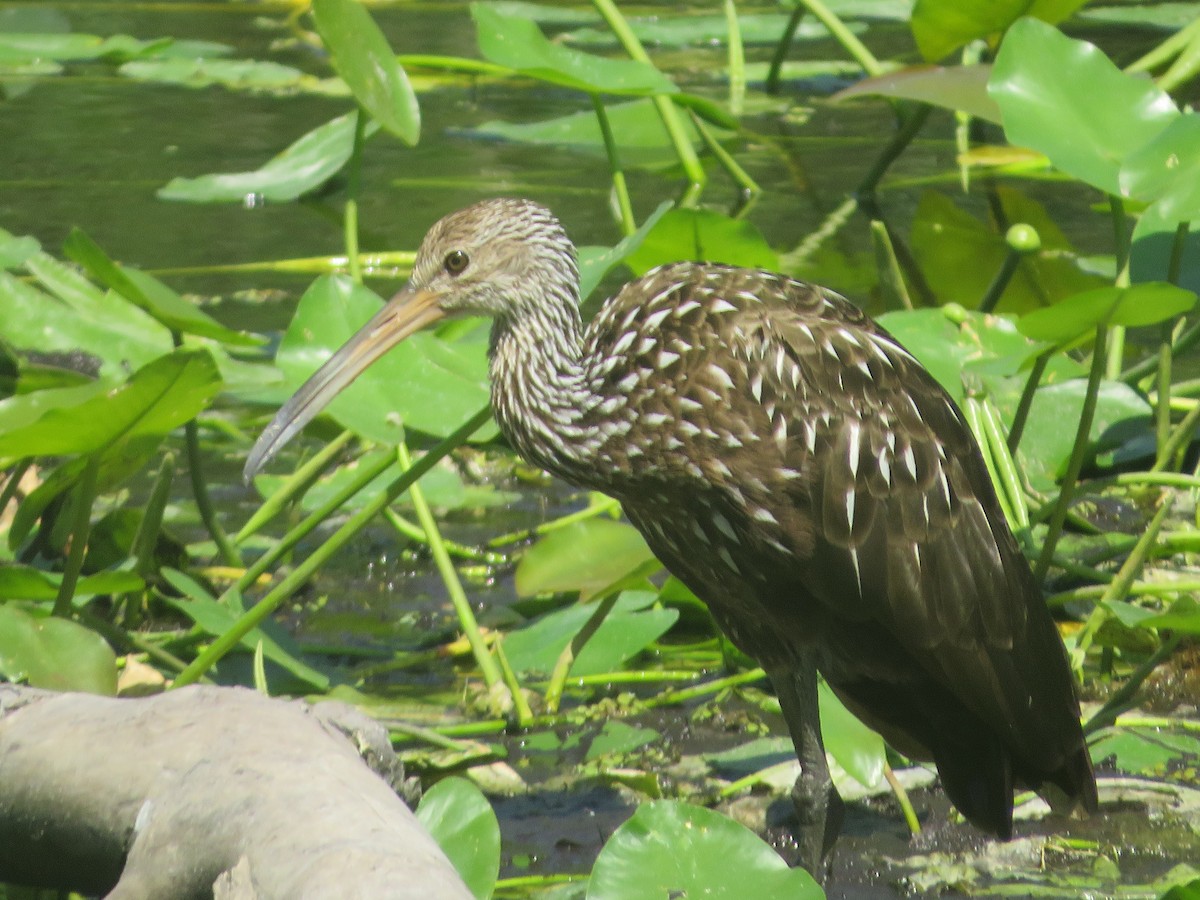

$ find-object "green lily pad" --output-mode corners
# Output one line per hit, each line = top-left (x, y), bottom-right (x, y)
(0, 604), (117, 695)
(119, 57), (340, 95)
(911, 0), (1086, 62)
(624, 208), (778, 274)
(835, 64), (1001, 123)
(1090, 725), (1200, 775)
(274, 275), (494, 442)
(472, 3), (675, 96)
(467, 98), (709, 170)
(1121, 114), (1200, 224)
(586, 720), (661, 762)
(1017, 283), (1197, 342)
(502, 590), (677, 677)
(0, 565), (143, 600)
(416, 777), (501, 900)
(312, 0), (419, 144)
(585, 800), (823, 900)
(160, 111), (378, 204)
(578, 201), (672, 301)
(989, 18), (1179, 195)
(514, 519), (657, 598)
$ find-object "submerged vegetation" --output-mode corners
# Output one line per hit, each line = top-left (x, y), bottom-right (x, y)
(2, 0), (1200, 896)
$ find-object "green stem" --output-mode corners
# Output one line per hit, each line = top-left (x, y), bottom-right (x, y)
(1007, 349), (1050, 455)
(1156, 221), (1190, 464)
(236, 429), (356, 543)
(795, 0), (883, 75)
(589, 0), (706, 201)
(1151, 399), (1200, 474)
(186, 419), (241, 567)
(173, 407), (493, 687)
(591, 96), (635, 236)
(723, 0), (745, 116)
(979, 398), (1029, 529)
(870, 219), (912, 311)
(687, 109), (760, 199)
(493, 636), (533, 724)
(978, 249), (1021, 314)
(766, 5), (805, 94)
(964, 398), (1016, 528)
(644, 668), (768, 709)
(488, 494), (621, 547)
(345, 110), (367, 285)
(229, 445), (399, 602)
(53, 455), (99, 617)
(544, 591), (621, 714)
(1122, 317), (1200, 384)
(383, 507), (507, 564)
(398, 441), (504, 691)
(885, 763), (921, 836)
(856, 104), (931, 197)
(1106, 195), (1132, 380)
(1033, 325), (1107, 584)
(133, 452), (175, 577)
(1084, 634), (1183, 735)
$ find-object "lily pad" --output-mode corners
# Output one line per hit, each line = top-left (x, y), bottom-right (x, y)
(274, 275), (494, 443)
(624, 208), (778, 274)
(160, 112), (378, 204)
(502, 590), (677, 677)
(0, 604), (117, 695)
(1121, 114), (1200, 224)
(911, 0), (1087, 62)
(514, 519), (657, 598)
(415, 778), (501, 900)
(1017, 283), (1196, 342)
(585, 800), (823, 900)
(989, 18), (1179, 195)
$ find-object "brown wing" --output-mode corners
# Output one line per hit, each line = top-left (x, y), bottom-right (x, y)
(725, 282), (1094, 821)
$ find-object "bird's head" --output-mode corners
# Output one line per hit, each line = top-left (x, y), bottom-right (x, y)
(243, 198), (578, 479)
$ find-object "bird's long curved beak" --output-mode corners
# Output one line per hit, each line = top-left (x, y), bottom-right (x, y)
(244, 285), (445, 481)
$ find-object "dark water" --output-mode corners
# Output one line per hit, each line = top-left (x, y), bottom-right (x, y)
(2, 3), (1194, 897)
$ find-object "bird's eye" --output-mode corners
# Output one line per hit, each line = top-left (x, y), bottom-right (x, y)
(444, 250), (469, 275)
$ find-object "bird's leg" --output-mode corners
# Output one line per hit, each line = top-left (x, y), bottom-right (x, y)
(770, 655), (844, 880)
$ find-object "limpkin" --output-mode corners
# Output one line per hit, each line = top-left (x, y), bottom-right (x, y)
(246, 198), (1097, 870)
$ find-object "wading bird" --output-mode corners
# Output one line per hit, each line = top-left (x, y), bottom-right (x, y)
(245, 198), (1097, 872)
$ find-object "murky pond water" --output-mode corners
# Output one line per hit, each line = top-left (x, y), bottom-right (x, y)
(3, 1), (1198, 897)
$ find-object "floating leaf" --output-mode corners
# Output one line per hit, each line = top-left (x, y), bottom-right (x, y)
(835, 65), (1001, 123)
(515, 519), (657, 598)
(911, 0), (1087, 62)
(120, 57), (340, 94)
(312, 0), (420, 143)
(472, 3), (675, 96)
(0, 564), (143, 600)
(586, 720), (661, 762)
(274, 275), (494, 442)
(1017, 283), (1197, 342)
(160, 112), (377, 204)
(416, 778), (501, 900)
(502, 590), (677, 677)
(1090, 725), (1200, 775)
(989, 18), (1179, 195)
(0, 605), (117, 694)
(585, 801), (822, 900)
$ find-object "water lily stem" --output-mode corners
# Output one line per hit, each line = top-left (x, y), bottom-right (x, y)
(345, 110), (367, 284)
(588, 0), (706, 201)
(766, 5), (806, 94)
(1033, 324), (1107, 584)
(591, 96), (635, 236)
(397, 441), (505, 692)
(885, 763), (921, 836)
(173, 406), (493, 687)
(186, 419), (241, 567)
(236, 429), (356, 543)
(53, 455), (99, 617)
(1006, 349), (1051, 456)
(545, 591), (621, 713)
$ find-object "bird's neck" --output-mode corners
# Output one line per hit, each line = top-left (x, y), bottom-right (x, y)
(488, 302), (601, 484)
